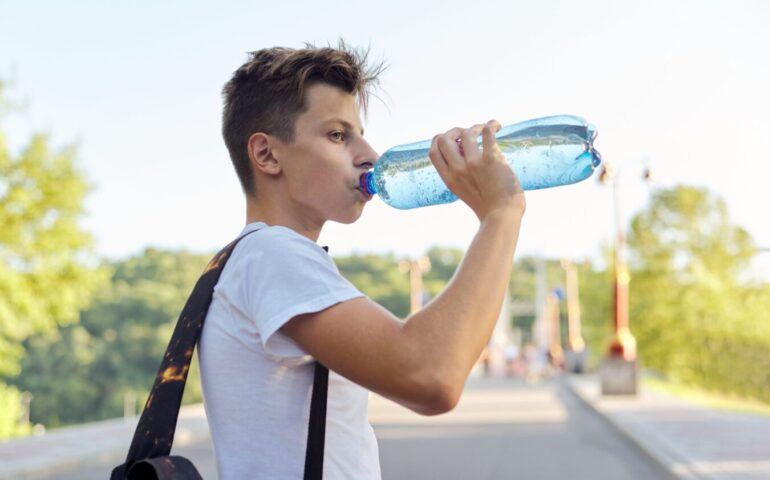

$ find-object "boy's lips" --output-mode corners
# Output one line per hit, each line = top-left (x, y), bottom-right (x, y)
(356, 186), (373, 201)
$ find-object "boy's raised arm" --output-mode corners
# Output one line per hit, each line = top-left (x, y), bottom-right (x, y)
(281, 121), (526, 415)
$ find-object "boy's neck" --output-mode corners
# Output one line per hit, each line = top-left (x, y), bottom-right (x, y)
(245, 194), (323, 242)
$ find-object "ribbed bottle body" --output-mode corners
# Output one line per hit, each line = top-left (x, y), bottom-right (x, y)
(365, 115), (601, 210)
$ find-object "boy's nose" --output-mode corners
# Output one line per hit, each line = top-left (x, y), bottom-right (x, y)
(356, 141), (379, 169)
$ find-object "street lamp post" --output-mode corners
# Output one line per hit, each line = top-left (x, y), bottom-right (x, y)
(606, 173), (637, 362)
(597, 162), (652, 395)
(20, 391), (32, 426)
(561, 259), (586, 373)
(399, 256), (431, 314)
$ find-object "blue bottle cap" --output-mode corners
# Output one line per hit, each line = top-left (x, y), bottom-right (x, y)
(359, 172), (376, 195)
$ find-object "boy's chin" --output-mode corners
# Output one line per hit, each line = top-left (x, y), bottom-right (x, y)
(332, 207), (365, 224)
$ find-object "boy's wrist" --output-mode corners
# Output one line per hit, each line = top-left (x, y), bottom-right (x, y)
(479, 199), (526, 226)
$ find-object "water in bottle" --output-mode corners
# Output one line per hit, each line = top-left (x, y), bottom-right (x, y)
(358, 115), (602, 209)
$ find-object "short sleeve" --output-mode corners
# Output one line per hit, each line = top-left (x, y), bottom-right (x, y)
(238, 227), (364, 357)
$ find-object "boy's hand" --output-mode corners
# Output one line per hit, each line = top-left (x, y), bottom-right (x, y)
(428, 120), (526, 221)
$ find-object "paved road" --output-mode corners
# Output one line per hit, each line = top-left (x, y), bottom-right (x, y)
(46, 376), (670, 479)
(371, 377), (671, 479)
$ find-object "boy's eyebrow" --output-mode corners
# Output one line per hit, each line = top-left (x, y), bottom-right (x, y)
(324, 118), (364, 136)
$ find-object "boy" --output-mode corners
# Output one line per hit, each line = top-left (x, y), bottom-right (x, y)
(198, 43), (526, 479)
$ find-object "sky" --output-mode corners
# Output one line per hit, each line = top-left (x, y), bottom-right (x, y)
(2, 0), (769, 275)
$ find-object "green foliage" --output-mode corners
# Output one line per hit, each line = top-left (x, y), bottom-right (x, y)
(627, 185), (770, 402)
(628, 186), (755, 283)
(335, 247), (463, 319)
(423, 246), (463, 299)
(576, 257), (613, 367)
(0, 82), (107, 437)
(14, 249), (212, 428)
(17, 246), (460, 428)
(0, 382), (31, 438)
(0, 128), (108, 377)
(335, 253), (411, 318)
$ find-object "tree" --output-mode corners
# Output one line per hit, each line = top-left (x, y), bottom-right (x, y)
(15, 248), (212, 427)
(423, 246), (463, 299)
(335, 247), (464, 319)
(0, 382), (31, 438)
(336, 253), (411, 318)
(576, 254), (613, 367)
(627, 185), (770, 401)
(0, 82), (107, 438)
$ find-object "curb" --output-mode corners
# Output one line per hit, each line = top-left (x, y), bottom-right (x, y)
(561, 375), (706, 480)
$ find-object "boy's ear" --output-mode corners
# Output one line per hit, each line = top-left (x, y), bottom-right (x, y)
(247, 132), (282, 176)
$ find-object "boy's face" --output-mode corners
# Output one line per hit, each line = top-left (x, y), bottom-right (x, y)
(271, 83), (378, 226)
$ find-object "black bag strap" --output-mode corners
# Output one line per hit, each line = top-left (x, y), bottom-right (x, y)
(304, 248), (331, 480)
(305, 363), (329, 480)
(116, 230), (329, 478)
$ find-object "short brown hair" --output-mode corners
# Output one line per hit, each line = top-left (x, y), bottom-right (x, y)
(221, 41), (386, 196)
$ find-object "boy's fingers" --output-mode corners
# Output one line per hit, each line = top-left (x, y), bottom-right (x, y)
(435, 121), (501, 170)
(459, 124), (486, 159)
(428, 134), (450, 177)
(437, 127), (465, 170)
(480, 120), (502, 157)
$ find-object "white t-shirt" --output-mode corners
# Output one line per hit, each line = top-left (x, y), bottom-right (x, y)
(198, 222), (381, 479)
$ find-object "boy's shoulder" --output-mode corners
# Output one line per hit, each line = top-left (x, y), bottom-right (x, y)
(235, 222), (328, 258)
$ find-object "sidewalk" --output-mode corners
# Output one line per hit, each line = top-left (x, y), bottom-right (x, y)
(3, 378), (768, 479)
(0, 405), (210, 480)
(566, 375), (770, 480)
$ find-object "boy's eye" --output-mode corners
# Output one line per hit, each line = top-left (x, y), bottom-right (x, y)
(329, 131), (345, 142)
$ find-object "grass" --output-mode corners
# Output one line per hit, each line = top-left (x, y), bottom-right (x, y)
(643, 376), (770, 417)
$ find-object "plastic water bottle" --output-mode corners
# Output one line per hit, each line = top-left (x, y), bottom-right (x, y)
(358, 115), (602, 209)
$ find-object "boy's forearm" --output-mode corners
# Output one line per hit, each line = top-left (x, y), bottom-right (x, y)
(403, 208), (523, 389)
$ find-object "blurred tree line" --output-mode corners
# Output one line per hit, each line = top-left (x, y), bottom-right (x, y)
(0, 81), (107, 438)
(10, 183), (767, 433)
(9, 247), (463, 430)
(2, 84), (769, 438)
